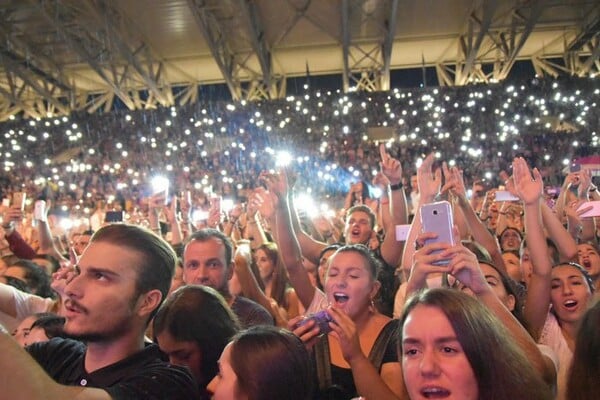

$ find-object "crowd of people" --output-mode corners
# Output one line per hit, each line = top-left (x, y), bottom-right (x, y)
(0, 74), (599, 399)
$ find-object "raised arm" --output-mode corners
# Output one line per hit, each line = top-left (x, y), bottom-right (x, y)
(443, 165), (506, 274)
(513, 157), (552, 340)
(444, 243), (556, 386)
(401, 154), (441, 278)
(3, 206), (36, 259)
(378, 144), (408, 267)
(267, 170), (317, 310)
(36, 206), (68, 264)
(287, 192), (326, 265)
(576, 168), (597, 242)
(540, 201), (577, 261)
(233, 242), (288, 327)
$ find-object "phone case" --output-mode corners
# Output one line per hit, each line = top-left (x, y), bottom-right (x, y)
(12, 192), (26, 210)
(420, 201), (455, 265)
(34, 200), (46, 221)
(105, 211), (124, 223)
(494, 191), (520, 202)
(577, 201), (600, 218)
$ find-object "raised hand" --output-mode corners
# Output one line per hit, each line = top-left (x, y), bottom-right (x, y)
(260, 170), (289, 199)
(417, 153), (442, 203)
(512, 157), (543, 205)
(577, 168), (592, 199)
(379, 143), (402, 185)
(228, 202), (244, 221)
(372, 170), (391, 191)
(288, 315), (321, 351)
(250, 187), (277, 220)
(327, 307), (364, 364)
(441, 163), (467, 202)
(407, 232), (453, 292)
(444, 244), (489, 296)
(51, 248), (78, 299)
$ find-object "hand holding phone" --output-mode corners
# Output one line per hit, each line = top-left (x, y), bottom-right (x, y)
(420, 201), (455, 265)
(494, 190), (520, 202)
(12, 192), (26, 211)
(34, 200), (47, 221)
(577, 201), (600, 218)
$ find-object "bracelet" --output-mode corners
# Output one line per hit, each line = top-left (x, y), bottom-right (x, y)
(389, 182), (403, 191)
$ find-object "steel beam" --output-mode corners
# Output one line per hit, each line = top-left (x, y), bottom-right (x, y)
(496, 0), (546, 80)
(341, 0), (399, 92)
(0, 52), (69, 115)
(187, 0), (241, 100)
(456, 0), (497, 85)
(341, 0), (351, 92)
(31, 0), (137, 110)
(380, 0), (399, 91)
(238, 0), (272, 89)
(79, 0), (171, 107)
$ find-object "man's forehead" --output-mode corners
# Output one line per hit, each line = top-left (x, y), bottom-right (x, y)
(184, 238), (227, 258)
(347, 211), (370, 221)
(79, 241), (141, 269)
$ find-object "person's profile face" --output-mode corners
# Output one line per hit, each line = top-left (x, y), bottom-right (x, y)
(12, 315), (38, 347)
(206, 343), (242, 400)
(318, 249), (336, 287)
(156, 330), (203, 383)
(401, 305), (478, 400)
(254, 248), (275, 282)
(73, 234), (92, 256)
(183, 238), (231, 294)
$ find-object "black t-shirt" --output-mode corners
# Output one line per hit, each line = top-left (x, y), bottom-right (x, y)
(27, 338), (199, 400)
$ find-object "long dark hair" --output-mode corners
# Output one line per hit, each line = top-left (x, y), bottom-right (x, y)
(229, 326), (313, 400)
(566, 300), (600, 400)
(153, 285), (240, 390)
(400, 289), (552, 400)
(256, 242), (291, 310)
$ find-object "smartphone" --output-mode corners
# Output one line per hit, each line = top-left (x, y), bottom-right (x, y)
(395, 224), (411, 241)
(570, 163), (582, 173)
(420, 201), (455, 265)
(12, 192), (26, 211)
(577, 201), (600, 218)
(34, 200), (46, 221)
(494, 191), (520, 202)
(105, 211), (124, 223)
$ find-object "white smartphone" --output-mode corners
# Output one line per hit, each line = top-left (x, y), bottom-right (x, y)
(494, 191), (520, 202)
(577, 201), (600, 218)
(34, 200), (46, 221)
(420, 201), (455, 265)
(395, 224), (411, 241)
